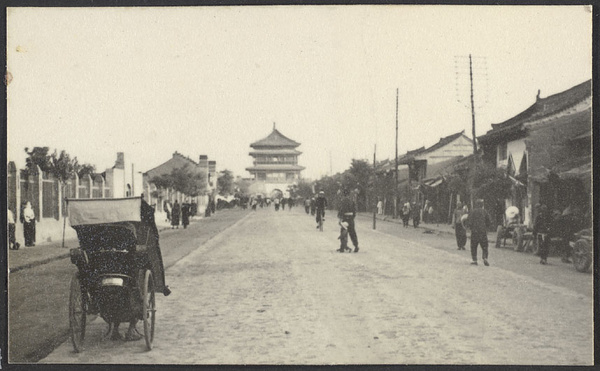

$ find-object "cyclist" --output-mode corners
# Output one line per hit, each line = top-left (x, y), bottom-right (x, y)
(315, 191), (328, 229)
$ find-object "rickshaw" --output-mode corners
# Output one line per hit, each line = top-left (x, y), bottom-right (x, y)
(495, 206), (528, 251)
(67, 197), (170, 352)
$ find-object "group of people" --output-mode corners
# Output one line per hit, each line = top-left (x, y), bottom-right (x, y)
(307, 190), (360, 253)
(164, 200), (196, 229)
(7, 201), (37, 250)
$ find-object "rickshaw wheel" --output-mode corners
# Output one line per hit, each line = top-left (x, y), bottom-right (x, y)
(142, 270), (156, 351)
(495, 226), (504, 248)
(573, 239), (592, 273)
(513, 227), (524, 252)
(69, 273), (86, 353)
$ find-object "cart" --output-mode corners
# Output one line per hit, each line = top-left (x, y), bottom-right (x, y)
(67, 197), (169, 352)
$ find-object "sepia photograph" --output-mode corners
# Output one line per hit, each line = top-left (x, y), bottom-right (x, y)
(5, 4), (594, 366)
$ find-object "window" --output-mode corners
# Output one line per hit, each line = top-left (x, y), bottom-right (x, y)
(498, 143), (508, 161)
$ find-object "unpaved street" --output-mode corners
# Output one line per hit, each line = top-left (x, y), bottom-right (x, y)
(41, 208), (593, 365)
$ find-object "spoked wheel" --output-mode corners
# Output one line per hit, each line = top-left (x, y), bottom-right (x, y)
(495, 226), (504, 248)
(572, 239), (592, 273)
(142, 270), (156, 350)
(69, 273), (86, 353)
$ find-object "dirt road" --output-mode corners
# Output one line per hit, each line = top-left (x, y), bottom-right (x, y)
(40, 208), (593, 365)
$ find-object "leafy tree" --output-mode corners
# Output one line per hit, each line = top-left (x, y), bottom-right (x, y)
(23, 146), (52, 177)
(170, 165), (207, 197)
(75, 163), (96, 179)
(150, 173), (174, 190)
(217, 170), (234, 196)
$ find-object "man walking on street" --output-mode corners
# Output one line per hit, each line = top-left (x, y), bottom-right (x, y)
(453, 201), (467, 250)
(533, 203), (551, 265)
(464, 199), (492, 266)
(337, 188), (359, 253)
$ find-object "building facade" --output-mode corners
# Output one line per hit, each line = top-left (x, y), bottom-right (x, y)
(246, 124), (305, 198)
(478, 79), (592, 228)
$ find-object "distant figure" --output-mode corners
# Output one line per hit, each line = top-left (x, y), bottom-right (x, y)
(310, 197), (316, 216)
(533, 204), (551, 265)
(191, 201), (197, 217)
(412, 202), (421, 228)
(281, 198), (286, 210)
(181, 202), (190, 229)
(315, 191), (328, 229)
(164, 200), (172, 222)
(422, 200), (430, 223)
(304, 198), (311, 214)
(21, 201), (36, 247)
(274, 197), (280, 211)
(452, 201), (467, 250)
(401, 201), (411, 228)
(251, 198), (258, 211)
(464, 199), (492, 266)
(171, 200), (181, 229)
(377, 199), (383, 215)
(337, 188), (359, 253)
(8, 208), (19, 250)
(288, 197), (294, 211)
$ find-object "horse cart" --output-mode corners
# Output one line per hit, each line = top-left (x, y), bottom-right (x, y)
(67, 197), (169, 352)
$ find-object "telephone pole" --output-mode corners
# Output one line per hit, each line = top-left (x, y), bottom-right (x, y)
(394, 88), (399, 219)
(469, 54), (478, 154)
(373, 143), (377, 230)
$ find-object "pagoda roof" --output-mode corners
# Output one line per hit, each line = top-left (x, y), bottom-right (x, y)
(246, 164), (305, 172)
(250, 149), (302, 156)
(250, 128), (301, 148)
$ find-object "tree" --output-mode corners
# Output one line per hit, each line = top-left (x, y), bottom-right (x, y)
(217, 170), (234, 196)
(47, 149), (79, 247)
(23, 146), (52, 178)
(170, 165), (207, 197)
(75, 163), (96, 179)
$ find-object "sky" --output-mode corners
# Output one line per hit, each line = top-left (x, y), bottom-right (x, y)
(6, 5), (592, 180)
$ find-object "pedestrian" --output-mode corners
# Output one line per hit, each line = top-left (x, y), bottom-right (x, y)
(21, 201), (36, 247)
(171, 200), (180, 229)
(452, 201), (467, 250)
(310, 196), (316, 215)
(412, 202), (421, 228)
(315, 191), (328, 229)
(401, 201), (411, 228)
(8, 208), (19, 250)
(288, 197), (293, 211)
(304, 198), (310, 214)
(164, 200), (172, 222)
(251, 197), (258, 211)
(377, 199), (383, 215)
(464, 199), (492, 266)
(337, 188), (359, 253)
(191, 201), (197, 217)
(423, 200), (430, 223)
(274, 197), (280, 211)
(532, 203), (551, 265)
(281, 198), (286, 210)
(181, 202), (190, 229)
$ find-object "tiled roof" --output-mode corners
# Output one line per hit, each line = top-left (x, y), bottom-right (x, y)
(144, 152), (200, 179)
(398, 131), (470, 164)
(250, 129), (301, 148)
(480, 79), (591, 142)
